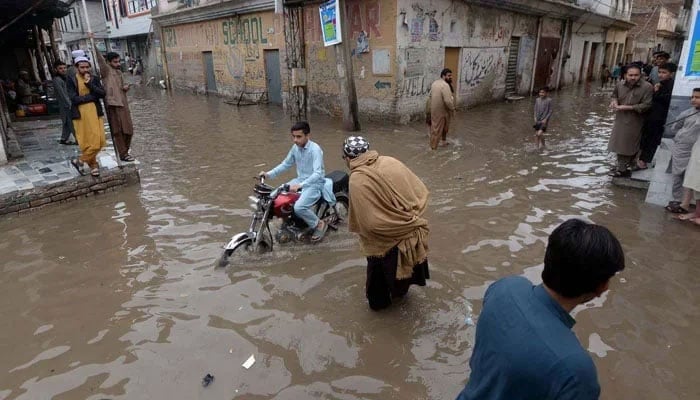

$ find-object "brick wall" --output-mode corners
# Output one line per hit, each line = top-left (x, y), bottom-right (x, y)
(0, 166), (139, 217)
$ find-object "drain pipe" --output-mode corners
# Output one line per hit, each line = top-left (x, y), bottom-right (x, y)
(530, 16), (543, 96)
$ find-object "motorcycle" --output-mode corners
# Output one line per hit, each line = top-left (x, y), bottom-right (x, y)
(217, 170), (350, 267)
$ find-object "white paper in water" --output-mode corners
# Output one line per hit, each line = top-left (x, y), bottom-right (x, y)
(242, 355), (255, 369)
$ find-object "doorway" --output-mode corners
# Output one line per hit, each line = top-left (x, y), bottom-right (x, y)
(264, 50), (282, 104)
(534, 37), (560, 90)
(202, 51), (217, 94)
(587, 42), (598, 81)
(444, 47), (460, 95)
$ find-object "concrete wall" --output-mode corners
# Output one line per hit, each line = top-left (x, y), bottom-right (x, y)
(302, 0), (396, 119)
(393, 0), (538, 122)
(562, 23), (606, 86)
(162, 10), (285, 97)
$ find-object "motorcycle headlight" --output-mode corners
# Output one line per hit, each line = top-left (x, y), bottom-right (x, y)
(248, 196), (259, 210)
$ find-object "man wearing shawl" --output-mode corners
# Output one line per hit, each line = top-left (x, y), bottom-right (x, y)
(67, 56), (106, 177)
(343, 136), (430, 310)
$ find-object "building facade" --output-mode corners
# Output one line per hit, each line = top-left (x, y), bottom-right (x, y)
(54, 0), (109, 62)
(102, 0), (154, 62)
(152, 0), (634, 123)
(628, 0), (687, 63)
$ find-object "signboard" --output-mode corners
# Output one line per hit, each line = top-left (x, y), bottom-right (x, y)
(319, 0), (342, 47)
(686, 11), (700, 76)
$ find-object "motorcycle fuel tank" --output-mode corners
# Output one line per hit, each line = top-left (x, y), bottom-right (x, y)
(273, 192), (300, 218)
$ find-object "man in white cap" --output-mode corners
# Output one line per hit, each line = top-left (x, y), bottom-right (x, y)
(66, 56), (107, 177)
(343, 136), (431, 310)
(68, 50), (86, 77)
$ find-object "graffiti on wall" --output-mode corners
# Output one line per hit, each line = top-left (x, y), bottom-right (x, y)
(222, 16), (270, 61)
(397, 75), (430, 97)
(167, 23), (218, 47)
(406, 4), (440, 43)
(347, 0), (382, 38)
(305, 1), (382, 43)
(460, 48), (505, 91)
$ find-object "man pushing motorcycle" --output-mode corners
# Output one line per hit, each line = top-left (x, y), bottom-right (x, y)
(259, 121), (334, 242)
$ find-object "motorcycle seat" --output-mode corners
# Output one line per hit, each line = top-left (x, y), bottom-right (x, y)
(325, 170), (349, 193)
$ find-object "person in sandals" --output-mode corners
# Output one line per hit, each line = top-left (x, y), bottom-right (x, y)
(343, 136), (430, 311)
(67, 56), (106, 177)
(259, 121), (333, 241)
(665, 88), (700, 214)
(92, 38), (135, 162)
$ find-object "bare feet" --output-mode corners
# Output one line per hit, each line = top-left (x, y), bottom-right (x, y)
(440, 140), (450, 147)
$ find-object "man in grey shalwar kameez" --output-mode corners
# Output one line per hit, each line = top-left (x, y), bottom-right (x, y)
(608, 65), (654, 177)
(665, 89), (700, 213)
(53, 60), (76, 145)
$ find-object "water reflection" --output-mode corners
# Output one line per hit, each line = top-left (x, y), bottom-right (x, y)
(1, 85), (699, 399)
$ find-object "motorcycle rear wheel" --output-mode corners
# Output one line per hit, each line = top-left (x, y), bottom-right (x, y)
(330, 193), (349, 226)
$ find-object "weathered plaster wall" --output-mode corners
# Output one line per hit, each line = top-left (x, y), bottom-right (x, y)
(162, 11), (285, 97)
(394, 1), (538, 122)
(303, 0), (397, 119)
(562, 23), (605, 86)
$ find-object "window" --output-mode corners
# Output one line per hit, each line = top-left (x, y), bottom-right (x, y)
(119, 0), (128, 17)
(72, 8), (79, 30)
(127, 0), (157, 14)
(103, 0), (111, 21)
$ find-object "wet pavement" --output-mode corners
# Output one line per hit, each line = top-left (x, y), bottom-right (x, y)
(0, 119), (129, 195)
(1, 84), (699, 399)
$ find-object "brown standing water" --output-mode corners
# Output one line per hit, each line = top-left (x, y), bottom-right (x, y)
(1, 85), (699, 400)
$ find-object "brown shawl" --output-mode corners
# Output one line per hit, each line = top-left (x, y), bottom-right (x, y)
(348, 150), (430, 279)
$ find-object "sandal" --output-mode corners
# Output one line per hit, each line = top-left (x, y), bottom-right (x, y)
(90, 168), (100, 177)
(120, 154), (135, 162)
(311, 220), (328, 242)
(70, 159), (85, 176)
(665, 204), (688, 214)
(608, 170), (630, 178)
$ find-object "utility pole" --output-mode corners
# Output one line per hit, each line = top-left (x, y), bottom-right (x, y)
(81, 0), (100, 74)
(335, 0), (360, 131)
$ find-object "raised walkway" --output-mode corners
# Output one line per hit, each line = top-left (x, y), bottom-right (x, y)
(0, 118), (139, 217)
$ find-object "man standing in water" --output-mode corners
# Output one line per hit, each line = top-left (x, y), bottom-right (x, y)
(426, 68), (456, 150)
(343, 136), (430, 310)
(92, 39), (135, 162)
(67, 56), (106, 177)
(608, 64), (653, 177)
(456, 219), (625, 400)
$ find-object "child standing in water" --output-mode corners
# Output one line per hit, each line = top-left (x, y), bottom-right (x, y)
(533, 87), (552, 150)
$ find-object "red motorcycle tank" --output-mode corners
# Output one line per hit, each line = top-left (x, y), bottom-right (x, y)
(273, 192), (300, 218)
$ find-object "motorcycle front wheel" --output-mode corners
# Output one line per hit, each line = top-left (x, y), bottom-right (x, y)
(216, 238), (271, 267)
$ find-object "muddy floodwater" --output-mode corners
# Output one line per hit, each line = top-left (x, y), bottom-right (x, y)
(1, 84), (699, 400)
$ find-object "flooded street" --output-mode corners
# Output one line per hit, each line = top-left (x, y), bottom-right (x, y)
(1, 84), (699, 400)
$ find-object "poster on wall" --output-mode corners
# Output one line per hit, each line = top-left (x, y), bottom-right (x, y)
(319, 0), (342, 47)
(686, 11), (700, 76)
